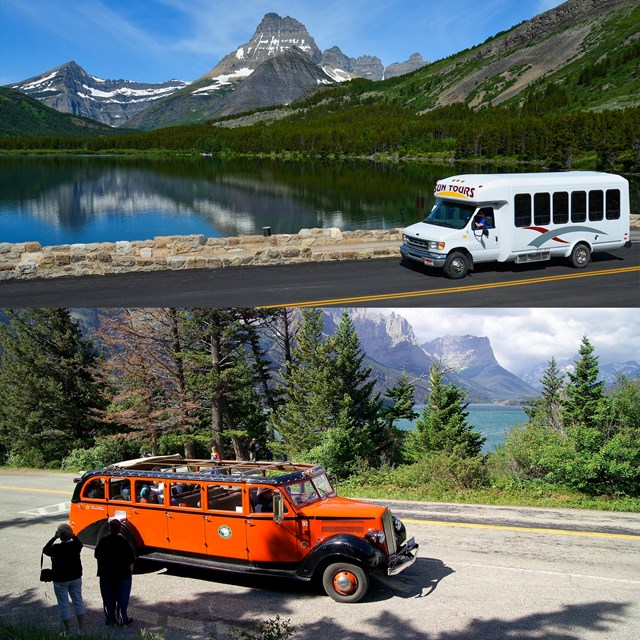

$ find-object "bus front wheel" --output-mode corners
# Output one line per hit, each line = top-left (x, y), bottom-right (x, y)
(443, 252), (470, 279)
(322, 562), (369, 603)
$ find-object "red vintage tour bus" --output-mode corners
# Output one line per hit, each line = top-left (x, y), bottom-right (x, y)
(70, 455), (418, 603)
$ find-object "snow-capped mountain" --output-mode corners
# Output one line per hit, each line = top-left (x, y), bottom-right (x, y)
(9, 13), (428, 129)
(201, 13), (323, 82)
(10, 61), (188, 127)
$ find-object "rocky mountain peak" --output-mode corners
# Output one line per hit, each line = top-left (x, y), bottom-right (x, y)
(423, 335), (498, 371)
(384, 53), (429, 79)
(202, 13), (322, 80)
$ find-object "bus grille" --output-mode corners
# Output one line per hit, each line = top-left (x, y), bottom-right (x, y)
(383, 509), (397, 556)
(405, 236), (430, 251)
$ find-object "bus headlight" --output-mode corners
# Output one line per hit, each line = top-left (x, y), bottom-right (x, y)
(428, 241), (445, 251)
(366, 530), (386, 545)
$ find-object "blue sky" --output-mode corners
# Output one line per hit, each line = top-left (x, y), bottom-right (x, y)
(0, 0), (563, 85)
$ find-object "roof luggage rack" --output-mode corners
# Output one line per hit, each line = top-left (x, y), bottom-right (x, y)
(108, 455), (316, 478)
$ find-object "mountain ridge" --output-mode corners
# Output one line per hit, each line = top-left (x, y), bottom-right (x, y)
(8, 12), (428, 129)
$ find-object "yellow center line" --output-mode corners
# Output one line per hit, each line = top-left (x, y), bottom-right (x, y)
(403, 518), (640, 540)
(0, 485), (71, 495)
(260, 265), (640, 308)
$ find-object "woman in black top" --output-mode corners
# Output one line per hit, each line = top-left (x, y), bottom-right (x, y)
(42, 523), (85, 634)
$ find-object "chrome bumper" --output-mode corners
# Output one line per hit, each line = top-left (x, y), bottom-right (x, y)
(387, 537), (419, 576)
(400, 244), (446, 268)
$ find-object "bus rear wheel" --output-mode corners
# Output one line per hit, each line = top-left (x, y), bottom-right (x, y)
(322, 562), (369, 603)
(443, 252), (470, 279)
(568, 243), (590, 268)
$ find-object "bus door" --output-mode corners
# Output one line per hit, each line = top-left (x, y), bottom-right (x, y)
(470, 206), (501, 262)
(107, 477), (134, 520)
(245, 487), (300, 564)
(128, 480), (169, 550)
(166, 481), (207, 555)
(203, 483), (248, 560)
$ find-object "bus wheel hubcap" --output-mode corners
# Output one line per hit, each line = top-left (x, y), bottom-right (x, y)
(334, 571), (358, 595)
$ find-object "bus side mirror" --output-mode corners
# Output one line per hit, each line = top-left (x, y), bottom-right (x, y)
(483, 228), (489, 237)
(273, 492), (284, 524)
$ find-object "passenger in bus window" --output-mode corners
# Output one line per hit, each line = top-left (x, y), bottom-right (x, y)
(138, 486), (157, 504)
(86, 479), (104, 499)
(251, 488), (274, 513)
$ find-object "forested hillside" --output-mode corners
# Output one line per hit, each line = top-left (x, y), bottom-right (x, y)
(1, 309), (638, 509)
(0, 87), (116, 137)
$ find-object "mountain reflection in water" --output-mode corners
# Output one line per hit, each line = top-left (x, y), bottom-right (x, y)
(1, 156), (637, 245)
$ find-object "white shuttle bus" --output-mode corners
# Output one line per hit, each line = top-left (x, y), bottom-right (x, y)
(400, 171), (632, 279)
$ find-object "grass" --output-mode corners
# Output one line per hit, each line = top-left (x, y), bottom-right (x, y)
(341, 483), (640, 512)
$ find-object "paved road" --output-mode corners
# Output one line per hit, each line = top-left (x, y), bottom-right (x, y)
(2, 470), (640, 639)
(1, 243), (638, 308)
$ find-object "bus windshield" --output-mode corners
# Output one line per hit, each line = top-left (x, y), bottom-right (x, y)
(285, 472), (335, 506)
(424, 201), (476, 230)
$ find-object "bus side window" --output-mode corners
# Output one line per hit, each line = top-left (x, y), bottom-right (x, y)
(514, 194), (531, 228)
(171, 482), (201, 508)
(589, 190), (604, 221)
(84, 478), (105, 500)
(135, 480), (161, 504)
(606, 189), (620, 220)
(206, 485), (243, 512)
(571, 191), (586, 223)
(553, 192), (569, 224)
(534, 193), (550, 225)
(109, 478), (131, 501)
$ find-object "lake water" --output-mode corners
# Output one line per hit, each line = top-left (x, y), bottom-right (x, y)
(2, 155), (637, 245)
(397, 403), (529, 453)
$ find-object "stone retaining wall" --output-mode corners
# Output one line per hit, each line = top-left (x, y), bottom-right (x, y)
(0, 228), (403, 281)
(2, 215), (638, 281)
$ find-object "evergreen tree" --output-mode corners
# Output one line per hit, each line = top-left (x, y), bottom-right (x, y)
(406, 365), (484, 460)
(97, 308), (198, 457)
(328, 311), (382, 436)
(524, 357), (565, 432)
(382, 372), (418, 426)
(275, 309), (335, 454)
(321, 311), (386, 474)
(181, 309), (268, 459)
(380, 372), (417, 463)
(562, 336), (606, 434)
(0, 309), (107, 466)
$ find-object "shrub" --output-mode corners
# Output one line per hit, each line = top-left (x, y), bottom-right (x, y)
(62, 438), (143, 471)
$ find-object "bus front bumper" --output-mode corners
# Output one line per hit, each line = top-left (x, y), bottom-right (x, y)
(387, 537), (419, 576)
(400, 244), (447, 268)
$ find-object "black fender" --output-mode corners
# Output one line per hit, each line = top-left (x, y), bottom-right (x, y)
(296, 534), (385, 579)
(76, 518), (142, 558)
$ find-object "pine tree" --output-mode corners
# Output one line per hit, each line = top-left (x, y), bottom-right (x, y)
(0, 309), (107, 466)
(407, 365), (484, 460)
(562, 336), (605, 433)
(524, 357), (565, 432)
(275, 309), (335, 454)
(97, 308), (198, 457)
(324, 311), (385, 472)
(181, 309), (268, 459)
(382, 372), (418, 427)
